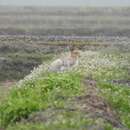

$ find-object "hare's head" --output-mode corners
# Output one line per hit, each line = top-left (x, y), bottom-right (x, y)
(69, 46), (80, 59)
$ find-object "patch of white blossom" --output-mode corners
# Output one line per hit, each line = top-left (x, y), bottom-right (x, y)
(17, 63), (49, 87)
(17, 50), (129, 87)
(75, 51), (117, 74)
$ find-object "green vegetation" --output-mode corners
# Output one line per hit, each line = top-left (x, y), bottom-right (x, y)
(0, 72), (83, 128)
(0, 41), (130, 130)
(98, 82), (130, 128)
(0, 6), (130, 130)
(92, 51), (130, 128)
(6, 121), (91, 130)
(0, 44), (54, 81)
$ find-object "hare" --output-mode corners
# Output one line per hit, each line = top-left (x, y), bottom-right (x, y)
(49, 47), (80, 72)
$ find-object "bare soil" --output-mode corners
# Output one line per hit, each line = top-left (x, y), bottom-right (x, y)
(77, 78), (123, 128)
(22, 77), (127, 130)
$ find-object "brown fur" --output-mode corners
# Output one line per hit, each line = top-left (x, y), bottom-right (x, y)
(49, 48), (80, 72)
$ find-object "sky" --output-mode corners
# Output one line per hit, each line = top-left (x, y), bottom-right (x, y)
(0, 0), (130, 6)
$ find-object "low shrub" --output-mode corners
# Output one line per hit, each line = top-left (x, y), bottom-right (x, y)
(0, 72), (82, 127)
(98, 81), (130, 128)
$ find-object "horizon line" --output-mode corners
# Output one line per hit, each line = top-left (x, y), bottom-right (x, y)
(0, 5), (130, 7)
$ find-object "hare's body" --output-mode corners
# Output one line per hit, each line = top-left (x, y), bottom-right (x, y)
(49, 49), (80, 72)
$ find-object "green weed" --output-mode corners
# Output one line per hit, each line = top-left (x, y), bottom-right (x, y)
(0, 72), (82, 127)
